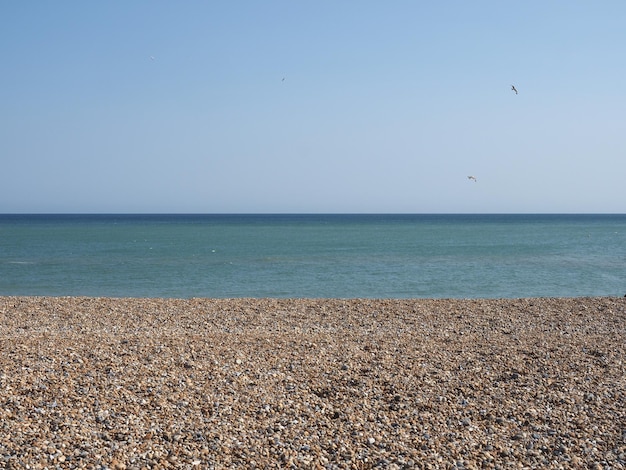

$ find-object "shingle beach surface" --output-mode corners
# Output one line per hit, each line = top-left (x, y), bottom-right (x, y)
(1, 296), (625, 469)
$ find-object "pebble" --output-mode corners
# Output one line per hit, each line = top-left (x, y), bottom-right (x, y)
(0, 296), (624, 468)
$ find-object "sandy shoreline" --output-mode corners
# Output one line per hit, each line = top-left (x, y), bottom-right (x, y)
(1, 296), (625, 469)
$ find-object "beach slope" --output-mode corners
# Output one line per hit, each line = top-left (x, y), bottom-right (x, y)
(1, 297), (624, 468)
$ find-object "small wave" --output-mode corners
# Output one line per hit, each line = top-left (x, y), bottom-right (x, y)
(6, 261), (36, 265)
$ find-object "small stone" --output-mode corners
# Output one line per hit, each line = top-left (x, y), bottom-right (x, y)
(111, 459), (126, 470)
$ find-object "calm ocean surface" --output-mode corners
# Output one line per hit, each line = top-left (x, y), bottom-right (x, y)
(0, 214), (624, 299)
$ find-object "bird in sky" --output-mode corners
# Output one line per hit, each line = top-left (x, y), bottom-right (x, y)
(511, 85), (518, 94)
(467, 176), (477, 182)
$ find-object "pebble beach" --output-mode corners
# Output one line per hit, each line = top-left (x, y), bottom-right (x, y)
(1, 296), (625, 469)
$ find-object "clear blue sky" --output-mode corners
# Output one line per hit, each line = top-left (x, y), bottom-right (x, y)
(1, 1), (625, 213)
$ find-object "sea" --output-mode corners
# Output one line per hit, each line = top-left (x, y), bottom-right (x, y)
(0, 214), (624, 299)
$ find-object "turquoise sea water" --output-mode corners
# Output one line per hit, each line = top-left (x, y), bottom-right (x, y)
(0, 214), (624, 299)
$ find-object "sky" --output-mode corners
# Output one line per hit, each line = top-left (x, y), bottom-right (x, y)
(1, 1), (625, 213)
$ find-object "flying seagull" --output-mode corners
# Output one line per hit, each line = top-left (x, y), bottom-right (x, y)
(467, 176), (477, 182)
(511, 85), (518, 94)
